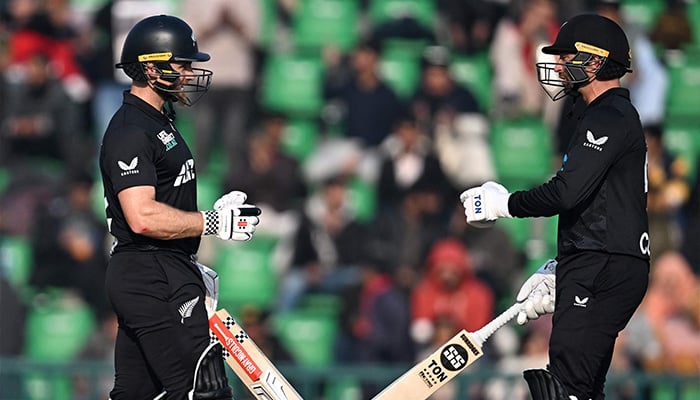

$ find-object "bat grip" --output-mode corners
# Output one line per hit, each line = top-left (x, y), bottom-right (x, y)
(472, 302), (521, 346)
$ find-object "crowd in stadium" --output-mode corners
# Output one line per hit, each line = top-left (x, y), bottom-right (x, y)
(0, 0), (698, 399)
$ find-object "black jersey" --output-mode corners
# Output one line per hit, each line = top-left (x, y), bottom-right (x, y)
(99, 92), (200, 255)
(509, 88), (650, 260)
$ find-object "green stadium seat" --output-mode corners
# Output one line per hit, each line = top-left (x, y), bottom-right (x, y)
(24, 291), (96, 361)
(490, 117), (555, 187)
(0, 235), (33, 290)
(620, 0), (665, 32)
(379, 53), (421, 98)
(282, 118), (320, 161)
(196, 173), (223, 211)
(261, 54), (324, 117)
(346, 177), (378, 223)
(259, 0), (280, 50)
(273, 311), (338, 368)
(449, 51), (493, 110)
(690, 0), (700, 48)
(665, 54), (700, 121)
(215, 236), (279, 312)
(291, 0), (360, 52)
(662, 120), (700, 181)
(368, 0), (437, 28)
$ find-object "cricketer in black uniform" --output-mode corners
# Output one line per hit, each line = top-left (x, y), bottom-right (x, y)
(100, 15), (259, 400)
(460, 14), (649, 400)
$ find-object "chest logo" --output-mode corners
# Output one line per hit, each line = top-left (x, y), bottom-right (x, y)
(118, 157), (140, 176)
(157, 130), (178, 151)
(174, 159), (195, 187)
(584, 130), (608, 152)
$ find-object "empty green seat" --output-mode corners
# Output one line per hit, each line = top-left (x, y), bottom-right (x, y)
(196, 173), (222, 211)
(24, 292), (96, 361)
(379, 53), (421, 98)
(665, 55), (700, 121)
(291, 0), (360, 52)
(346, 177), (378, 223)
(215, 236), (279, 312)
(449, 52), (493, 110)
(621, 0), (665, 32)
(490, 117), (554, 187)
(368, 0), (437, 28)
(261, 54), (324, 117)
(282, 118), (320, 161)
(0, 235), (33, 290)
(273, 311), (338, 368)
(663, 120), (700, 181)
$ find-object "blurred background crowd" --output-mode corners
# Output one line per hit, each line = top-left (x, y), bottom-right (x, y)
(0, 0), (699, 399)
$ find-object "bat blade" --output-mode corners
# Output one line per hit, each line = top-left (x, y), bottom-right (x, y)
(372, 303), (521, 400)
(372, 331), (483, 400)
(209, 309), (303, 400)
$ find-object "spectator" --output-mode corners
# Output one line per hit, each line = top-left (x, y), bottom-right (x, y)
(28, 173), (110, 318)
(436, 0), (504, 55)
(376, 112), (452, 212)
(277, 174), (367, 312)
(595, 0), (669, 127)
(644, 124), (690, 262)
(624, 251), (700, 375)
(1, 51), (88, 177)
(410, 238), (495, 350)
(336, 252), (414, 398)
(446, 199), (523, 304)
(182, 0), (260, 177)
(370, 174), (448, 292)
(433, 110), (496, 190)
(489, 0), (561, 124)
(411, 45), (481, 135)
(681, 155), (700, 274)
(650, 0), (694, 52)
(324, 39), (404, 148)
(224, 110), (307, 213)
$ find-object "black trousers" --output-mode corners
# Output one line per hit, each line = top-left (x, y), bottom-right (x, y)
(549, 251), (648, 400)
(106, 251), (209, 400)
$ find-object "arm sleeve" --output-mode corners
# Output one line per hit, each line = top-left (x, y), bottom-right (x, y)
(509, 106), (629, 217)
(102, 126), (158, 194)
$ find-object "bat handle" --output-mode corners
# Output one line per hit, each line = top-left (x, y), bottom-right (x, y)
(472, 302), (521, 346)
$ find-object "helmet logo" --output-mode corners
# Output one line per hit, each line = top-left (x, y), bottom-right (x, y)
(138, 52), (173, 62)
(191, 32), (197, 47)
(574, 42), (609, 58)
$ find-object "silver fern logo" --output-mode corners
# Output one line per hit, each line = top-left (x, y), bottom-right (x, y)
(178, 296), (199, 323)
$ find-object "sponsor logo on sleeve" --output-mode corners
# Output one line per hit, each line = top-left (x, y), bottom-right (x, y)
(583, 130), (608, 152)
(118, 157), (139, 176)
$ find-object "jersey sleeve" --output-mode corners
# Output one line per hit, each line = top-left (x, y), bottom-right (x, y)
(510, 105), (629, 217)
(101, 125), (158, 194)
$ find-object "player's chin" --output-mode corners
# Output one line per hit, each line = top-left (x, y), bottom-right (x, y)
(468, 220), (496, 229)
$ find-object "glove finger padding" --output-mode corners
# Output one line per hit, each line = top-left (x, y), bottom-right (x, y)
(213, 190), (247, 211)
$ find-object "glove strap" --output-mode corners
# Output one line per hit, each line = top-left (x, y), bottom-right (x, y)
(201, 210), (220, 236)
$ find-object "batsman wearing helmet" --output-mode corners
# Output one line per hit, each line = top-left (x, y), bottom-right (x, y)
(460, 14), (649, 400)
(99, 15), (261, 399)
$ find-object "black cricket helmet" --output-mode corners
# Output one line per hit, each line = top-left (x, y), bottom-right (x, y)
(116, 15), (212, 106)
(536, 14), (632, 101)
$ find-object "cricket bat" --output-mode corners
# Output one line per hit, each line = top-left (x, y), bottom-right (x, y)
(209, 309), (303, 400)
(372, 302), (522, 400)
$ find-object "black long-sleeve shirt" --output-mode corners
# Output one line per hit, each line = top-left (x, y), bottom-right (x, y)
(509, 88), (650, 260)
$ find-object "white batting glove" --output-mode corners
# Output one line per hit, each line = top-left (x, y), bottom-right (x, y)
(201, 205), (261, 241)
(516, 259), (557, 325)
(213, 190), (248, 210)
(459, 181), (512, 228)
(195, 261), (219, 316)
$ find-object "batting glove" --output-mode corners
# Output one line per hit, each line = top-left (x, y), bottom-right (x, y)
(213, 190), (248, 210)
(201, 205), (261, 241)
(460, 181), (512, 228)
(516, 259), (557, 325)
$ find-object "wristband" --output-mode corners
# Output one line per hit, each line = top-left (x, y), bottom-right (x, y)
(201, 210), (219, 236)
